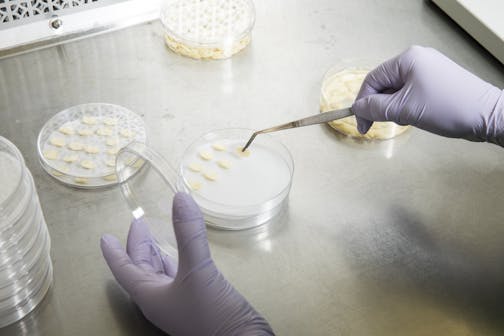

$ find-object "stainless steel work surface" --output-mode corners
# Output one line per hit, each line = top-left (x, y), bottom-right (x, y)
(1, 0), (504, 335)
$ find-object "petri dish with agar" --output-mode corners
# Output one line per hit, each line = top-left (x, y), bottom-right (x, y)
(179, 129), (294, 230)
(37, 103), (147, 189)
(160, 0), (256, 60)
(320, 66), (410, 140)
(116, 128), (294, 254)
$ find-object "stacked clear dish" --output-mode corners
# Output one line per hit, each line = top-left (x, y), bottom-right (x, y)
(0, 137), (53, 328)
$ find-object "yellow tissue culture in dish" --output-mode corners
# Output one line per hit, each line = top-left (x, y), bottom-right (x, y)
(320, 67), (409, 140)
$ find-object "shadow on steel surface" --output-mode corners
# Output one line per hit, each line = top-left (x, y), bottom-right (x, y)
(339, 199), (504, 331)
(105, 281), (166, 336)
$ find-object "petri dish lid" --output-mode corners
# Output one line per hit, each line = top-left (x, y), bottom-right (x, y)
(37, 103), (147, 189)
(0, 137), (27, 225)
(115, 142), (179, 260)
(160, 0), (256, 46)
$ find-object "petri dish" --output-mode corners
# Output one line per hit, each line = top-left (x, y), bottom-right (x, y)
(179, 129), (294, 230)
(37, 103), (147, 189)
(320, 66), (410, 140)
(116, 142), (178, 260)
(0, 136), (53, 328)
(160, 0), (256, 60)
(116, 128), (294, 254)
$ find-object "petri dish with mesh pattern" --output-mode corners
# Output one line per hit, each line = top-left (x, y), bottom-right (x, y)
(37, 103), (147, 189)
(160, 0), (255, 60)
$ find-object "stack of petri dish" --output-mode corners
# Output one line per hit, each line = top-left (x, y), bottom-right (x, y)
(0, 136), (53, 328)
(160, 0), (256, 59)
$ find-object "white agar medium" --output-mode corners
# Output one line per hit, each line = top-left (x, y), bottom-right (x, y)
(180, 129), (294, 230)
(160, 0), (255, 59)
(183, 141), (290, 207)
(37, 103), (147, 188)
(320, 67), (410, 140)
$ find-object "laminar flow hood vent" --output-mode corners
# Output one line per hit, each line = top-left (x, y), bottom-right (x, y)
(0, 0), (161, 59)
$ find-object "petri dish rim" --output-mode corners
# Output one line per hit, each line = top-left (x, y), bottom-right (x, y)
(0, 137), (26, 215)
(115, 142), (178, 220)
(179, 128), (295, 211)
(159, 0), (256, 47)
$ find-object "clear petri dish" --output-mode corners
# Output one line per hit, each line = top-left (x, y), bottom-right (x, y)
(116, 142), (178, 260)
(0, 260), (52, 328)
(37, 103), (147, 189)
(116, 128), (294, 254)
(160, 0), (256, 60)
(179, 128), (294, 230)
(320, 66), (410, 140)
(0, 136), (53, 328)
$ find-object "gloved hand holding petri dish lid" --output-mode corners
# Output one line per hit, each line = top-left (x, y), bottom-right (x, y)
(115, 128), (294, 259)
(160, 0), (256, 60)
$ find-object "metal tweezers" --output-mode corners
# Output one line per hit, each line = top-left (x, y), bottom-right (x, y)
(242, 107), (353, 152)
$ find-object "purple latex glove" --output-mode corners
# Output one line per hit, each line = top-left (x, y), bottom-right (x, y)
(101, 192), (274, 336)
(352, 46), (504, 145)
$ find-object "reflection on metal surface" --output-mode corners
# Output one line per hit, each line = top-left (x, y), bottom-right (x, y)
(207, 203), (289, 251)
(0, 0), (161, 59)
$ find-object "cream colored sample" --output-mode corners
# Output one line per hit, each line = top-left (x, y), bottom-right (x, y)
(82, 116), (98, 125)
(43, 149), (59, 160)
(189, 163), (202, 172)
(106, 159), (116, 167)
(63, 154), (79, 163)
(50, 138), (66, 147)
(78, 128), (94, 136)
(96, 127), (113, 136)
(217, 160), (231, 169)
(203, 171), (217, 181)
(212, 143), (226, 151)
(74, 177), (88, 184)
(59, 125), (75, 135)
(199, 151), (213, 161)
(107, 148), (119, 156)
(188, 181), (202, 191)
(80, 160), (95, 169)
(106, 138), (118, 146)
(236, 147), (251, 157)
(68, 142), (84, 151)
(85, 146), (100, 154)
(103, 118), (118, 126)
(103, 174), (117, 182)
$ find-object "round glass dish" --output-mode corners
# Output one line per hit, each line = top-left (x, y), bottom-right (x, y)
(179, 129), (294, 230)
(320, 66), (410, 140)
(0, 136), (53, 328)
(116, 142), (178, 260)
(116, 128), (294, 255)
(160, 0), (256, 60)
(37, 103), (147, 189)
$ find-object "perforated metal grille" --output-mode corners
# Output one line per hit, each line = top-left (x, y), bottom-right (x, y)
(0, 0), (100, 24)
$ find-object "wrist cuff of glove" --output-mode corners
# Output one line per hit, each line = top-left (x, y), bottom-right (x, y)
(486, 89), (504, 147)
